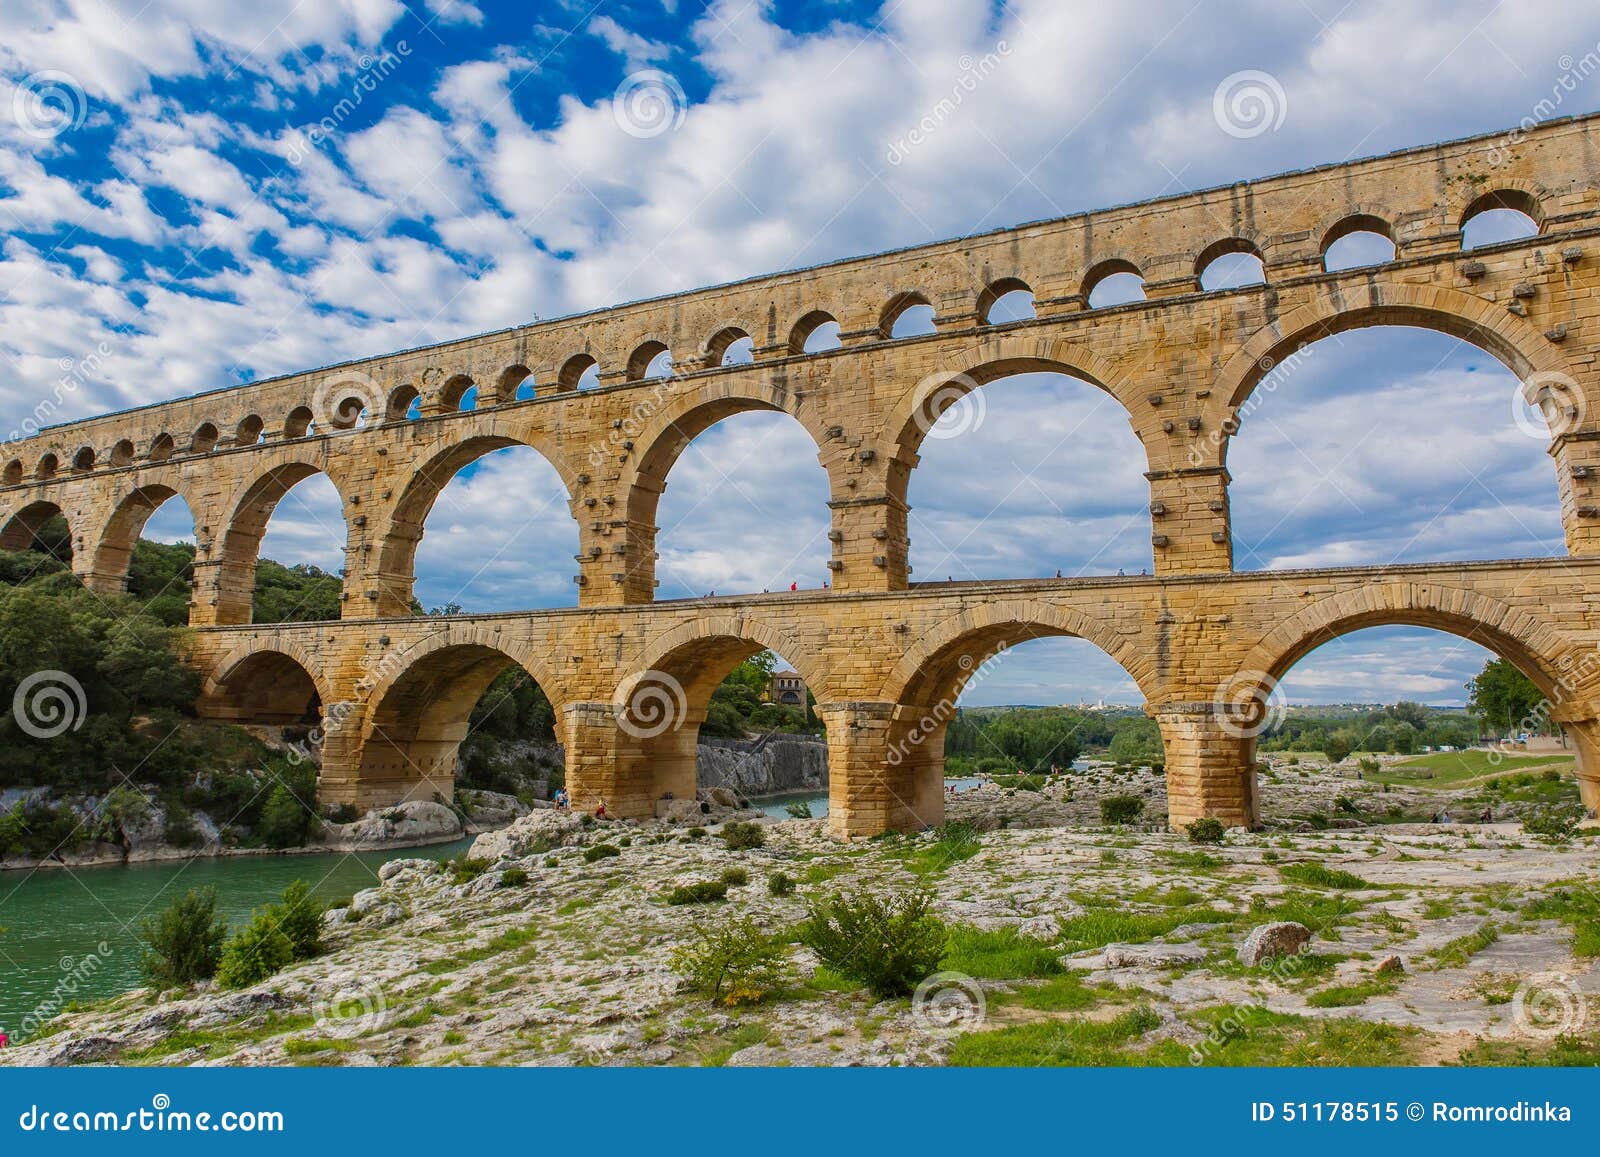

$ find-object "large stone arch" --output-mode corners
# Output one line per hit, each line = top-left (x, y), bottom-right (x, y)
(88, 480), (199, 595)
(0, 498), (72, 559)
(882, 597), (1161, 709)
(618, 380), (835, 601)
(1209, 282), (1572, 441)
(1235, 581), (1585, 701)
(352, 628), (567, 807)
(620, 611), (830, 704)
(199, 642), (332, 725)
(209, 452), (354, 625)
(372, 428), (578, 617)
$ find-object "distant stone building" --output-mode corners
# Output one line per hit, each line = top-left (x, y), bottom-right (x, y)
(768, 669), (807, 707)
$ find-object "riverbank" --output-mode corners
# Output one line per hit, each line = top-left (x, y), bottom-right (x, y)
(7, 754), (1596, 1067)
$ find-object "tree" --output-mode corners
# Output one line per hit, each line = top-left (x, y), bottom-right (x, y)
(1466, 658), (1544, 736)
(138, 887), (228, 986)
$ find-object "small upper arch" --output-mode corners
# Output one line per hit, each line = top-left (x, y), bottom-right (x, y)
(283, 406), (314, 439)
(627, 339), (672, 381)
(1321, 213), (1396, 271)
(976, 277), (1035, 326)
(1195, 238), (1267, 291)
(705, 325), (753, 367)
(496, 364), (535, 403)
(440, 374), (476, 412)
(387, 384), (421, 422)
(3, 459), (22, 485)
(71, 445), (95, 471)
(1082, 259), (1147, 308)
(788, 309), (841, 355)
(234, 415), (264, 447)
(36, 453), (58, 480)
(109, 439), (135, 467)
(148, 433), (175, 462)
(878, 291), (936, 339)
(191, 422), (220, 454)
(1460, 188), (1543, 250)
(558, 353), (600, 391)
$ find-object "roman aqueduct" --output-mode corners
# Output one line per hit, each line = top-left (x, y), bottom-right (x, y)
(6, 113), (1600, 837)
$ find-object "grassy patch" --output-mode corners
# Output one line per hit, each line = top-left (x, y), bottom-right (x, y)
(1431, 923), (1499, 970)
(896, 822), (984, 877)
(950, 1006), (1162, 1066)
(1379, 751), (1571, 786)
(1056, 907), (1234, 952)
(1278, 862), (1374, 890)
(422, 924), (539, 974)
(1523, 884), (1600, 958)
(990, 973), (1117, 1012)
(1305, 974), (1401, 1007)
(942, 926), (1062, 979)
(1456, 1030), (1600, 1066)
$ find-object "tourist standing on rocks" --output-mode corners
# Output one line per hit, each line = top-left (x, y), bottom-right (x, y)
(595, 797), (608, 819)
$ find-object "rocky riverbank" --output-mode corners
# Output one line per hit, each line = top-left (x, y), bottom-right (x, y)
(697, 735), (827, 798)
(0, 790), (529, 872)
(8, 755), (1597, 1068)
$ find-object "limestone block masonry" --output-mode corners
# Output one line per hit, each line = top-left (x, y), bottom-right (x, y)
(7, 114), (1600, 837)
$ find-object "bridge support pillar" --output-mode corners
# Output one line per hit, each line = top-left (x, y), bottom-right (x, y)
(817, 701), (943, 838)
(1551, 431), (1600, 557)
(187, 557), (253, 626)
(1550, 712), (1600, 817)
(1146, 467), (1232, 573)
(562, 701), (657, 818)
(1154, 702), (1259, 829)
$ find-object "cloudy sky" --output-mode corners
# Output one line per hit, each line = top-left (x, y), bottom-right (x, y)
(5, 0), (1597, 706)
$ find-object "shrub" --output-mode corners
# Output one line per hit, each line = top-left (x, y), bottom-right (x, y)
(582, 843), (621, 862)
(784, 799), (813, 819)
(500, 867), (529, 887)
(797, 886), (947, 998)
(1279, 862), (1371, 890)
(666, 880), (729, 905)
(275, 880), (324, 960)
(1099, 795), (1143, 825)
(767, 871), (796, 897)
(323, 803), (360, 824)
(1185, 817), (1226, 845)
(258, 781), (320, 849)
(445, 856), (490, 884)
(720, 821), (765, 850)
(216, 910), (295, 989)
(162, 800), (204, 849)
(670, 916), (789, 1006)
(138, 887), (228, 986)
(686, 826), (707, 840)
(721, 866), (750, 887)
(1523, 808), (1582, 844)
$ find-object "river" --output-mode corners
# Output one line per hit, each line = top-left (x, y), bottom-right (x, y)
(0, 837), (474, 1044)
(752, 776), (984, 819)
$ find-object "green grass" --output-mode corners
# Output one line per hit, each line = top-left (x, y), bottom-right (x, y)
(422, 924), (539, 974)
(1522, 884), (1600, 958)
(1055, 907), (1233, 951)
(1278, 862), (1374, 890)
(949, 1006), (1162, 1066)
(1431, 923), (1499, 969)
(1377, 751), (1572, 786)
(990, 973), (1118, 1012)
(896, 822), (984, 877)
(1456, 1030), (1600, 1066)
(941, 926), (1062, 979)
(1305, 974), (1401, 1007)
(120, 1012), (317, 1064)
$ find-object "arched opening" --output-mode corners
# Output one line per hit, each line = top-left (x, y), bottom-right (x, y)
(1197, 239), (1266, 291)
(93, 486), (196, 624)
(109, 439), (135, 466)
(205, 649), (322, 726)
(789, 310), (841, 354)
(1227, 327), (1562, 570)
(1083, 260), (1146, 308)
(408, 440), (578, 614)
(878, 621), (1154, 832)
(0, 501), (71, 572)
(358, 643), (563, 809)
(648, 408), (831, 598)
(1247, 621), (1585, 820)
(213, 464), (344, 625)
(880, 293), (936, 338)
(978, 278), (1035, 325)
(3, 459), (22, 485)
(441, 375), (476, 412)
(905, 370), (1152, 582)
(387, 385), (422, 422)
(1322, 215), (1396, 271)
(71, 446), (94, 471)
(323, 387), (370, 432)
(627, 340), (673, 381)
(191, 422), (219, 453)
(613, 635), (821, 818)
(558, 353), (600, 391)
(497, 364), (535, 403)
(234, 416), (264, 447)
(1460, 190), (1541, 250)
(35, 453), (58, 480)
(148, 433), (175, 462)
(706, 326), (753, 366)
(283, 406), (314, 439)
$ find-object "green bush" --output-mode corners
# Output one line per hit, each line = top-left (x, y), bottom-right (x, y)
(669, 916), (789, 1006)
(275, 880), (323, 960)
(256, 762), (322, 849)
(720, 821), (765, 850)
(162, 800), (203, 849)
(666, 880), (729, 905)
(500, 867), (529, 887)
(1523, 808), (1583, 844)
(323, 803), (360, 824)
(767, 871), (796, 897)
(1099, 795), (1144, 825)
(138, 887), (228, 986)
(1185, 817), (1226, 845)
(445, 856), (490, 884)
(582, 843), (621, 862)
(720, 866), (750, 886)
(797, 887), (947, 998)
(784, 798), (813, 819)
(216, 910), (295, 989)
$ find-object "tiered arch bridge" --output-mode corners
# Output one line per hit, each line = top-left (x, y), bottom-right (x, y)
(7, 114), (1600, 836)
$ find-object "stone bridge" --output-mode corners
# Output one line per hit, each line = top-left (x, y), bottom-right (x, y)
(6, 112), (1600, 836)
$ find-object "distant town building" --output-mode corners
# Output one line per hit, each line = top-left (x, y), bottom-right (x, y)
(768, 669), (807, 706)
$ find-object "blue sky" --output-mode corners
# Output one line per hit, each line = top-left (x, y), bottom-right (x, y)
(5, 0), (1599, 707)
